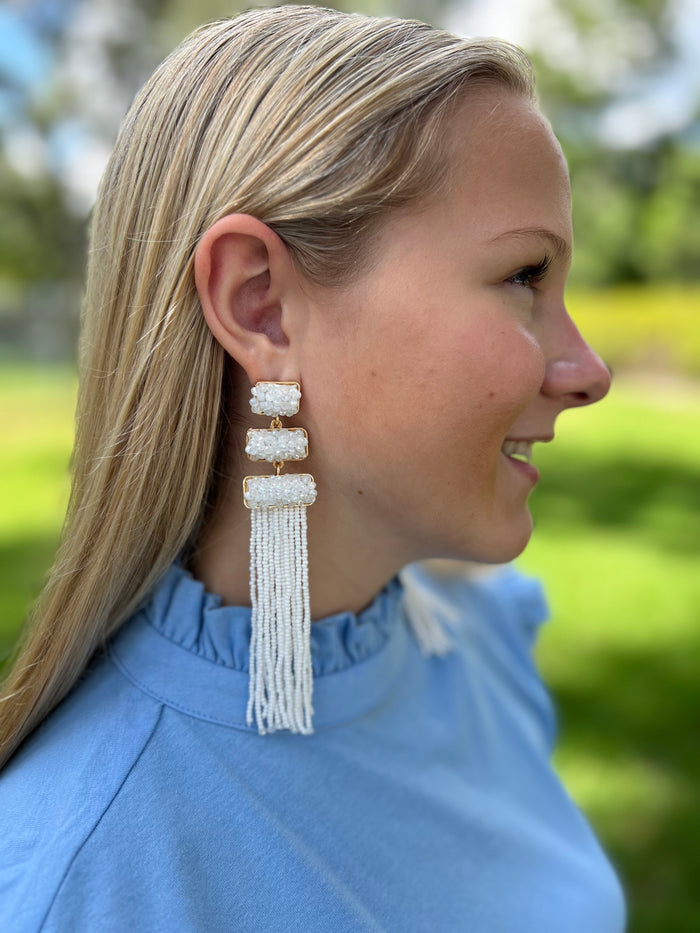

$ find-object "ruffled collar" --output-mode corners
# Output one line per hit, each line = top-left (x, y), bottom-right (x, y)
(149, 563), (405, 676)
(108, 563), (411, 732)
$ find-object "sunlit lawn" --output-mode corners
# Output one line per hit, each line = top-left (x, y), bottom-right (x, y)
(0, 366), (75, 661)
(1, 363), (699, 932)
(519, 377), (700, 933)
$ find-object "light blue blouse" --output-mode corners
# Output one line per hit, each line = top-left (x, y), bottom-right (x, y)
(0, 562), (626, 932)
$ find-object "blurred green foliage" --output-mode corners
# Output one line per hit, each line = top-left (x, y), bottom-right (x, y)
(568, 147), (700, 286)
(520, 378), (700, 933)
(0, 366), (74, 661)
(2, 361), (699, 930)
(569, 285), (700, 376)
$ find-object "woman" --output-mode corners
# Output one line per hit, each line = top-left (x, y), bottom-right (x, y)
(0, 6), (625, 931)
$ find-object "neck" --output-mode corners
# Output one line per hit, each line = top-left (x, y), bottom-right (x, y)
(190, 482), (404, 620)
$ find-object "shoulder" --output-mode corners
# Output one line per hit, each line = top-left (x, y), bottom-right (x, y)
(0, 648), (163, 932)
(401, 559), (549, 648)
(400, 560), (556, 751)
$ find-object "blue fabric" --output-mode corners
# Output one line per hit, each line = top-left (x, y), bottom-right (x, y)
(0, 563), (626, 932)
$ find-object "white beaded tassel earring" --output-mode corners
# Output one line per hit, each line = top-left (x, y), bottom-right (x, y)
(243, 381), (317, 735)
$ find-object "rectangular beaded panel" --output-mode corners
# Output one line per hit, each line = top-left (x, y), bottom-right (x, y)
(250, 382), (301, 417)
(243, 473), (317, 509)
(245, 428), (308, 462)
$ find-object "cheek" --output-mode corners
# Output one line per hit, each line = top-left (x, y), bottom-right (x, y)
(309, 311), (431, 429)
(428, 323), (545, 434)
(301, 300), (544, 481)
(301, 328), (440, 489)
(481, 318), (545, 389)
(298, 326), (382, 467)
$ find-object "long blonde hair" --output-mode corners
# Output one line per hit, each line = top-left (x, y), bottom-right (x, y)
(0, 5), (534, 767)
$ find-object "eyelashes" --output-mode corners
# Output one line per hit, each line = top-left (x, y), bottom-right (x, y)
(507, 253), (553, 289)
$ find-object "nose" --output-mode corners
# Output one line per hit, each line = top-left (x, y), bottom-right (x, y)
(541, 313), (611, 408)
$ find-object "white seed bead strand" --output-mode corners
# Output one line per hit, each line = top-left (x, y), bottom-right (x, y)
(246, 500), (314, 735)
(246, 508), (259, 729)
(266, 507), (277, 731)
(280, 506), (294, 728)
(272, 506), (290, 731)
(291, 507), (304, 730)
(247, 508), (268, 732)
(250, 382), (301, 417)
(299, 505), (313, 732)
(261, 507), (275, 728)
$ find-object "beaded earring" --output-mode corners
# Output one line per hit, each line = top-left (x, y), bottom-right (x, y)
(243, 381), (317, 735)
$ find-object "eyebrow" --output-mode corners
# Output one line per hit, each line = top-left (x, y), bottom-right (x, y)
(488, 228), (572, 263)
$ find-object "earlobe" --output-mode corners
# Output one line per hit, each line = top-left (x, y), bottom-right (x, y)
(194, 214), (297, 384)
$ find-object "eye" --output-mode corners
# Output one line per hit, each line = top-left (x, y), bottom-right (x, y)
(506, 254), (552, 289)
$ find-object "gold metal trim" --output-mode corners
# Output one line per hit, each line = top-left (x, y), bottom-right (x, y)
(253, 381), (301, 390)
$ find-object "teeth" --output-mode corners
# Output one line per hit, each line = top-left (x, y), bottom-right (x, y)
(502, 440), (533, 463)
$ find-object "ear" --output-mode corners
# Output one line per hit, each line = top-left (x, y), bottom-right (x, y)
(194, 214), (301, 385)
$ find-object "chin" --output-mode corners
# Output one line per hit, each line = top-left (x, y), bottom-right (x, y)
(452, 513), (534, 565)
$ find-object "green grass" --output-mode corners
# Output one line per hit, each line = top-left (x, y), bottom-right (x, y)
(0, 365), (76, 660)
(518, 377), (700, 932)
(2, 363), (699, 931)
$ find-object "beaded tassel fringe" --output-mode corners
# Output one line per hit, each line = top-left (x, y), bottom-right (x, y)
(243, 382), (316, 736)
(247, 504), (313, 734)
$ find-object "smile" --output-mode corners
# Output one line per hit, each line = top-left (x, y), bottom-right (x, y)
(501, 439), (533, 464)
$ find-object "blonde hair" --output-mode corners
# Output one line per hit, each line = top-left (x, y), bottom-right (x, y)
(0, 5), (534, 767)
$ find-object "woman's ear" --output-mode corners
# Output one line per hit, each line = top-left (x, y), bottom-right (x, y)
(194, 214), (301, 385)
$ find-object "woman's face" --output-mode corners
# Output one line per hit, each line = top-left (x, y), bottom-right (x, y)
(294, 88), (610, 566)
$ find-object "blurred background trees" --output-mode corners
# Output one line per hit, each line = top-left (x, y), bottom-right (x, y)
(524, 0), (700, 286)
(1, 0), (699, 364)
